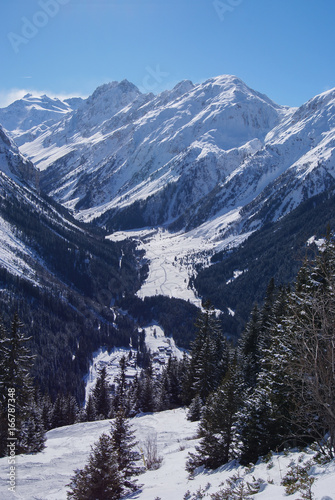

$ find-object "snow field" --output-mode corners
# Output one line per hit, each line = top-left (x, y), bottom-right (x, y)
(0, 408), (334, 499)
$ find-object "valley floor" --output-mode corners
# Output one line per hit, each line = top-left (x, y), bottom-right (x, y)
(1, 408), (334, 499)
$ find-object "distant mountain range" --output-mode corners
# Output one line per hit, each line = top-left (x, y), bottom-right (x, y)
(2, 75), (335, 240)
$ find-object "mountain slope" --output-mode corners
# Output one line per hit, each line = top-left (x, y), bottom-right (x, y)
(195, 188), (335, 337)
(0, 127), (146, 400)
(8, 76), (335, 246)
(1, 408), (334, 500)
(16, 76), (287, 229)
(0, 93), (84, 146)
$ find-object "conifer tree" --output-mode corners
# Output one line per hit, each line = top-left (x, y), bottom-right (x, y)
(0, 314), (45, 455)
(110, 407), (141, 493)
(186, 357), (242, 473)
(187, 394), (203, 422)
(84, 394), (97, 422)
(236, 287), (295, 464)
(93, 366), (111, 419)
(184, 302), (228, 404)
(283, 238), (335, 458)
(237, 304), (261, 389)
(67, 433), (123, 500)
(113, 356), (127, 414)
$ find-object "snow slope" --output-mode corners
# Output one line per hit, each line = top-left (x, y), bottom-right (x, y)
(3, 77), (335, 307)
(1, 408), (334, 500)
(16, 76), (286, 224)
(108, 209), (252, 307)
(0, 94), (84, 146)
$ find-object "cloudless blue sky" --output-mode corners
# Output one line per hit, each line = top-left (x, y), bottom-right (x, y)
(1, 0), (335, 107)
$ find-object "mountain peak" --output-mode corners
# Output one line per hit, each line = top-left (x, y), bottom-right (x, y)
(89, 79), (141, 102)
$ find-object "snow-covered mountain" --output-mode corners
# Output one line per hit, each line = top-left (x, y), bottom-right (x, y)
(4, 75), (334, 241)
(0, 124), (38, 188)
(0, 93), (84, 146)
(10, 76), (287, 225)
(2, 76), (335, 308)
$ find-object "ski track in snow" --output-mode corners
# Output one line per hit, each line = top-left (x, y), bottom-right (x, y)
(1, 408), (334, 500)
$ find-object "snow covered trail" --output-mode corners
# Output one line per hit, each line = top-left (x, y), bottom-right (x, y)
(1, 409), (335, 500)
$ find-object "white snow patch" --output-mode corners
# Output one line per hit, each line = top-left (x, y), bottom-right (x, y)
(307, 235), (326, 249)
(107, 208), (252, 308)
(226, 269), (246, 285)
(1, 408), (334, 500)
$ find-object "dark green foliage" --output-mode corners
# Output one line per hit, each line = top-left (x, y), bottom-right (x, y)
(182, 302), (229, 404)
(110, 407), (141, 493)
(237, 304), (261, 389)
(186, 358), (242, 473)
(67, 433), (123, 500)
(93, 366), (112, 419)
(187, 395), (203, 422)
(119, 295), (199, 349)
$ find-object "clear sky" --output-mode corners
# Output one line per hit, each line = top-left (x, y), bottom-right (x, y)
(1, 0), (335, 108)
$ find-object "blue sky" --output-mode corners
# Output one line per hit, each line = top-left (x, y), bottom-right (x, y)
(1, 0), (335, 107)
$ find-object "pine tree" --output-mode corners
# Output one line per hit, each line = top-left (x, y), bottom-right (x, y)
(18, 400), (46, 454)
(184, 302), (228, 404)
(237, 304), (261, 389)
(67, 433), (123, 500)
(110, 407), (141, 493)
(283, 239), (335, 458)
(186, 357), (242, 473)
(113, 356), (127, 414)
(84, 394), (97, 422)
(138, 368), (155, 413)
(93, 366), (111, 419)
(237, 286), (300, 464)
(187, 394), (203, 422)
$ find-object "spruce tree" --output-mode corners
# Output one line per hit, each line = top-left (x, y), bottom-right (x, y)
(67, 433), (123, 500)
(0, 314), (45, 455)
(283, 239), (335, 458)
(185, 302), (228, 404)
(84, 394), (97, 422)
(113, 356), (127, 414)
(237, 287), (299, 464)
(186, 357), (242, 473)
(110, 407), (141, 493)
(93, 366), (111, 419)
(237, 304), (261, 389)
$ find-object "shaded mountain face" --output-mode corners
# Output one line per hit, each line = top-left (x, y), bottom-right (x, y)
(0, 126), (146, 400)
(0, 124), (38, 188)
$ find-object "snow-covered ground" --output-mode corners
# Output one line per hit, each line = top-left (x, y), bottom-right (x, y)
(1, 408), (334, 500)
(108, 209), (252, 308)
